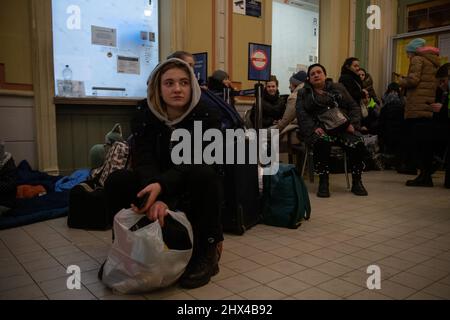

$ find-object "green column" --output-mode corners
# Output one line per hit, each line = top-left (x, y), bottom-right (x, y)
(355, 0), (370, 68)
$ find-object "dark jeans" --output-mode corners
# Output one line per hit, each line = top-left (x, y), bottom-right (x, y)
(313, 139), (366, 174)
(104, 166), (224, 249)
(405, 118), (434, 174)
(400, 119), (418, 170)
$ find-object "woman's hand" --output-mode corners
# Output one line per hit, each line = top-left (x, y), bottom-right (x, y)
(361, 90), (370, 104)
(362, 89), (369, 99)
(148, 201), (169, 227)
(131, 183), (162, 215)
(315, 128), (326, 137)
(430, 103), (443, 113)
(360, 126), (369, 134)
(223, 79), (232, 88)
(346, 124), (355, 134)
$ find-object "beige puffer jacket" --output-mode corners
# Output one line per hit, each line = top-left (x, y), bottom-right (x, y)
(276, 83), (304, 133)
(400, 49), (440, 119)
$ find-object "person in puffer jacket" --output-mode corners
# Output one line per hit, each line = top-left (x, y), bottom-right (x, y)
(296, 64), (368, 198)
(399, 38), (441, 187)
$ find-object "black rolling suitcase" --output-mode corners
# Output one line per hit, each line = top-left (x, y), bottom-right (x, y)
(222, 162), (261, 235)
(221, 133), (262, 235)
(201, 89), (260, 235)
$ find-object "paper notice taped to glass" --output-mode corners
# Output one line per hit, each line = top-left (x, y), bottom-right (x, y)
(117, 56), (140, 75)
(91, 26), (117, 47)
(57, 80), (86, 97)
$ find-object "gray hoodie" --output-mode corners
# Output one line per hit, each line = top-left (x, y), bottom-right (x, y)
(146, 58), (202, 127)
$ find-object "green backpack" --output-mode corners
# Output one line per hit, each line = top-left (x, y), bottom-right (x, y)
(262, 164), (311, 229)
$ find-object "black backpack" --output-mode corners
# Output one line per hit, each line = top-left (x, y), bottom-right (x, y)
(68, 181), (111, 230)
(200, 89), (244, 131)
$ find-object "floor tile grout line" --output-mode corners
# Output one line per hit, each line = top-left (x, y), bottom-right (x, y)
(0, 235), (48, 298)
(22, 222), (105, 300)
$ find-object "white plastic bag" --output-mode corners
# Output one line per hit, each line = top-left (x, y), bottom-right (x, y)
(101, 208), (193, 294)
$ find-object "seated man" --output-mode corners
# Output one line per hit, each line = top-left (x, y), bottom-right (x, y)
(275, 71), (307, 148)
(250, 75), (286, 129)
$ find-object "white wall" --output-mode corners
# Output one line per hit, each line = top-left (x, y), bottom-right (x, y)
(272, 1), (319, 94)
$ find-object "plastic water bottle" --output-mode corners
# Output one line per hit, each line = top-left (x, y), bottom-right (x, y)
(62, 65), (73, 95)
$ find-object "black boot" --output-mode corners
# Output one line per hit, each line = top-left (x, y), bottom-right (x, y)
(406, 171), (433, 187)
(317, 174), (330, 198)
(351, 174), (368, 196)
(179, 242), (219, 289)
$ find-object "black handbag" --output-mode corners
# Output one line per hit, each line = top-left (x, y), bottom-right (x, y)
(312, 90), (350, 133)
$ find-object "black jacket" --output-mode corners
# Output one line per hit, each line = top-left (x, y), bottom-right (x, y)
(130, 98), (222, 208)
(434, 87), (450, 139)
(251, 90), (286, 128)
(379, 93), (405, 143)
(296, 80), (361, 145)
(207, 77), (237, 108)
(362, 73), (380, 105)
(339, 69), (364, 105)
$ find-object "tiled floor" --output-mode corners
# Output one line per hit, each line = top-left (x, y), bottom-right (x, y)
(1, 170), (449, 300)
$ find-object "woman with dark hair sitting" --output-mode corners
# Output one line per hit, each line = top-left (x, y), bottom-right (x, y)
(296, 64), (368, 198)
(104, 58), (224, 289)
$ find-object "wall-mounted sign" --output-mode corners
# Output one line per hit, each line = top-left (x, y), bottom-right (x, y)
(193, 52), (208, 86)
(233, 0), (262, 18)
(248, 43), (271, 81)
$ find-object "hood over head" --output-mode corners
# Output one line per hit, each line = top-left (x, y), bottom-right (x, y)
(417, 47), (441, 68)
(147, 58), (201, 126)
(383, 91), (402, 106)
(405, 38), (426, 53)
(416, 46), (440, 56)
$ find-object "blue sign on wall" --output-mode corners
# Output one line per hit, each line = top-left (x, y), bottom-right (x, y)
(246, 0), (262, 18)
(193, 52), (208, 86)
(248, 43), (271, 82)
